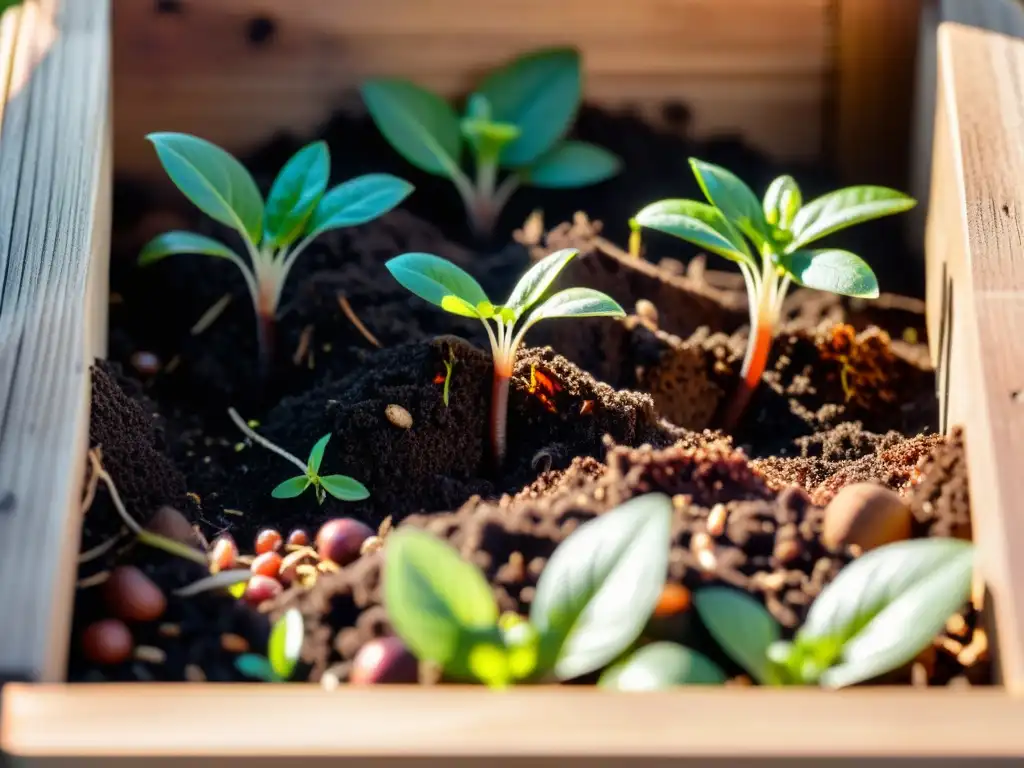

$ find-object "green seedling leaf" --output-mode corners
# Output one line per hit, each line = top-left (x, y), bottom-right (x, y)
(361, 79), (463, 178)
(529, 493), (673, 680)
(307, 173), (414, 237)
(385, 253), (490, 318)
(693, 587), (782, 685)
(461, 95), (521, 161)
(147, 132), (264, 243)
(306, 433), (331, 475)
(785, 249), (879, 299)
(263, 141), (330, 248)
(499, 613), (541, 681)
(319, 475), (371, 502)
(689, 158), (771, 247)
(797, 538), (974, 689)
(235, 653), (279, 682)
(272, 475), (311, 499)
(762, 174), (802, 229)
(504, 248), (578, 313)
(475, 47), (581, 167)
(383, 528), (500, 677)
(521, 287), (625, 336)
(599, 642), (727, 690)
(634, 199), (755, 267)
(524, 141), (622, 188)
(138, 231), (245, 267)
(788, 186), (917, 251)
(267, 608), (304, 681)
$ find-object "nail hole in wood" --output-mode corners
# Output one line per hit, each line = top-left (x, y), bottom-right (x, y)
(155, 0), (183, 14)
(1002, 203), (1011, 216)
(247, 16), (276, 46)
(1011, 389), (1024, 404)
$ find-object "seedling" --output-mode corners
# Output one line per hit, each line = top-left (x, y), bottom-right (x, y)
(384, 249), (624, 465)
(633, 160), (916, 428)
(228, 408), (369, 506)
(235, 608), (304, 682)
(382, 493), (673, 688)
(361, 48), (621, 237)
(138, 132), (414, 371)
(600, 538), (975, 689)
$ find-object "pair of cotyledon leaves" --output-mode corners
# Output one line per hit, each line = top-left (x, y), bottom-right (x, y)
(270, 433), (369, 504)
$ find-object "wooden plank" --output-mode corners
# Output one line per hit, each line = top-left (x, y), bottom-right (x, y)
(0, 0), (110, 683)
(926, 21), (1024, 692)
(4, 685), (1024, 758)
(112, 0), (831, 176)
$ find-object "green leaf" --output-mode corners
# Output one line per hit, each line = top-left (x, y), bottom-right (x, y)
(598, 642), (727, 690)
(385, 252), (490, 318)
(524, 141), (621, 188)
(797, 538), (974, 689)
(788, 186), (917, 251)
(263, 141), (330, 248)
(461, 95), (521, 161)
(762, 174), (802, 229)
(138, 231), (246, 267)
(785, 249), (879, 299)
(634, 199), (756, 267)
(360, 79), (463, 178)
(234, 653), (279, 682)
(307, 173), (414, 237)
(475, 47), (581, 167)
(383, 528), (500, 675)
(319, 475), (371, 502)
(267, 608), (304, 681)
(504, 248), (578, 313)
(689, 158), (771, 247)
(147, 132), (264, 243)
(693, 587), (782, 684)
(529, 493), (673, 680)
(271, 475), (311, 499)
(306, 434), (331, 474)
(520, 287), (625, 338)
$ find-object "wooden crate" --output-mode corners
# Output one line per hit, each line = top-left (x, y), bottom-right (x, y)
(4, 0), (1024, 761)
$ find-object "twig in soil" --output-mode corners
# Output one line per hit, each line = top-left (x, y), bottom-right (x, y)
(173, 569), (252, 597)
(78, 534), (126, 565)
(80, 450), (100, 515)
(337, 294), (382, 348)
(293, 324), (314, 366)
(227, 409), (307, 473)
(190, 293), (233, 336)
(75, 570), (111, 590)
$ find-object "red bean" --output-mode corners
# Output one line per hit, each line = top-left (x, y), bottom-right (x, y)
(81, 619), (133, 665)
(104, 566), (167, 623)
(209, 536), (238, 572)
(316, 518), (373, 567)
(243, 574), (282, 606)
(251, 551), (283, 578)
(286, 529), (309, 548)
(255, 528), (282, 555)
(350, 636), (418, 684)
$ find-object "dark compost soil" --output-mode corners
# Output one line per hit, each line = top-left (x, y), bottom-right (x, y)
(69, 99), (986, 687)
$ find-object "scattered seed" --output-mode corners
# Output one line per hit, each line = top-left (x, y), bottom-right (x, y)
(385, 404), (413, 429)
(251, 551), (283, 578)
(255, 528), (283, 554)
(707, 504), (728, 537)
(654, 583), (691, 617)
(247, 419), (259, 429)
(773, 538), (801, 564)
(243, 575), (282, 606)
(318, 560), (341, 574)
(287, 529), (310, 548)
(295, 563), (319, 587)
(222, 508), (243, 516)
(635, 299), (659, 328)
(220, 633), (249, 654)
(234, 442), (245, 452)
(134, 645), (167, 665)
(130, 351), (161, 376)
(104, 566), (167, 623)
(945, 613), (969, 638)
(81, 619), (133, 666)
(190, 293), (232, 336)
(957, 628), (989, 667)
(280, 547), (317, 583)
(185, 664), (207, 683)
(350, 636), (419, 685)
(158, 623), (181, 638)
(317, 518), (374, 566)
(690, 532), (717, 572)
(209, 536), (238, 573)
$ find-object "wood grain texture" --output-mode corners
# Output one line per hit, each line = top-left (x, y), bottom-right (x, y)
(4, 684), (1024, 758)
(0, 0), (110, 683)
(112, 0), (831, 178)
(926, 21), (1024, 692)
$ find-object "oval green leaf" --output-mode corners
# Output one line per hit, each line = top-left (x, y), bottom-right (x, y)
(693, 587), (782, 684)
(524, 141), (622, 189)
(689, 158), (771, 247)
(762, 174), (802, 228)
(360, 79), (463, 178)
(788, 186), (917, 251)
(634, 199), (755, 267)
(529, 493), (673, 680)
(271, 475), (310, 499)
(234, 653), (278, 682)
(785, 249), (879, 299)
(138, 231), (245, 267)
(504, 248), (578, 313)
(318, 474), (370, 502)
(263, 141), (330, 248)
(308, 173), (414, 237)
(306, 433), (331, 474)
(383, 528), (500, 673)
(520, 287), (625, 340)
(475, 47), (581, 168)
(385, 252), (490, 318)
(147, 132), (264, 243)
(267, 608), (304, 681)
(598, 642), (727, 690)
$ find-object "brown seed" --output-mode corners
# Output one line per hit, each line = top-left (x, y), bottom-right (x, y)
(385, 403), (413, 429)
(103, 566), (167, 623)
(146, 506), (204, 550)
(251, 551), (283, 578)
(316, 518), (374, 567)
(209, 535), (238, 572)
(286, 529), (309, 548)
(243, 574), (282, 606)
(221, 633), (250, 654)
(653, 583), (691, 618)
(822, 483), (912, 553)
(255, 528), (283, 555)
(350, 636), (419, 685)
(81, 619), (133, 665)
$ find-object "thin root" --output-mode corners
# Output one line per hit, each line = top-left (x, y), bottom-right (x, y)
(190, 293), (233, 336)
(338, 294), (382, 348)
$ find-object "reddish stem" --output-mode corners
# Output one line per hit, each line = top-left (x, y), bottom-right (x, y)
(256, 310), (276, 378)
(720, 322), (774, 432)
(490, 367), (511, 469)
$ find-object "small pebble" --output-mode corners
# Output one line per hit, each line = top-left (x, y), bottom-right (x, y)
(635, 299), (659, 328)
(317, 518), (374, 566)
(81, 619), (133, 665)
(385, 404), (413, 429)
(103, 566), (167, 623)
(822, 483), (912, 552)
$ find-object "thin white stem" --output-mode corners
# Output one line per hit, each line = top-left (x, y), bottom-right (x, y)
(774, 274), (792, 320)
(481, 318), (501, 364)
(491, 173), (521, 216)
(510, 314), (534, 356)
(738, 263), (758, 331)
(228, 408), (307, 473)
(476, 158), (498, 201)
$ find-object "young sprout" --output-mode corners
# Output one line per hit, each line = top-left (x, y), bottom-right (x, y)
(138, 133), (414, 372)
(633, 159), (916, 429)
(228, 408), (369, 505)
(384, 249), (624, 466)
(361, 48), (621, 237)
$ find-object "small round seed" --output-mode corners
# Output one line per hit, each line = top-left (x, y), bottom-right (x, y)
(81, 619), (133, 665)
(251, 551), (283, 578)
(255, 528), (283, 555)
(286, 529), (309, 548)
(209, 536), (238, 572)
(243, 574), (282, 606)
(316, 518), (374, 566)
(103, 566), (167, 623)
(385, 404), (413, 429)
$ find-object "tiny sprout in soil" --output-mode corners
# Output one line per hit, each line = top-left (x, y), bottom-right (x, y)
(599, 538), (974, 690)
(228, 407), (370, 505)
(381, 493), (672, 688)
(235, 608), (304, 682)
(633, 159), (916, 429)
(138, 132), (414, 372)
(385, 248), (624, 465)
(361, 47), (621, 237)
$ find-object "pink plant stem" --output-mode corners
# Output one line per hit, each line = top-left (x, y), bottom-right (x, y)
(490, 367), (512, 468)
(721, 322), (774, 432)
(256, 310), (275, 378)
